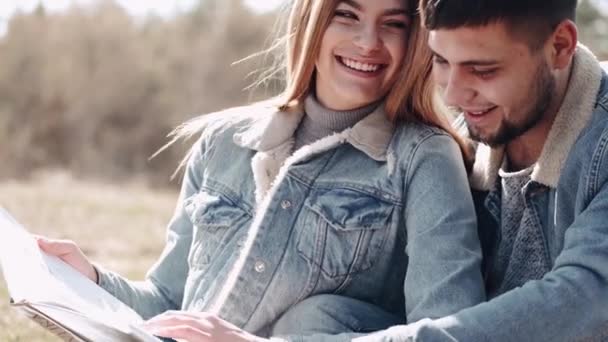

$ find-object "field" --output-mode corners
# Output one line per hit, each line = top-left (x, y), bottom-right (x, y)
(0, 171), (177, 341)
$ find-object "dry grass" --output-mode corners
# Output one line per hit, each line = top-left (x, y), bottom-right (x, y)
(0, 170), (178, 341)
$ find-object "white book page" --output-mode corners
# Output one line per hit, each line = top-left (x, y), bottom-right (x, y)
(0, 207), (53, 303)
(18, 305), (88, 341)
(129, 324), (169, 342)
(0, 207), (160, 340)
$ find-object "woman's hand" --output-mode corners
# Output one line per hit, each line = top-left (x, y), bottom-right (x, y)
(35, 236), (98, 283)
(141, 311), (269, 342)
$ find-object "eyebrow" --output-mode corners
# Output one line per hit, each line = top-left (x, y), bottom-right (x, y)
(431, 50), (500, 67)
(340, 0), (411, 17)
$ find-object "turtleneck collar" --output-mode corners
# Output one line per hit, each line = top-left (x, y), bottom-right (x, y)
(304, 94), (380, 131)
(295, 94), (380, 149)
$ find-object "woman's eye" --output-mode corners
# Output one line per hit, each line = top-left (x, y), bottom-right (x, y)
(384, 21), (407, 29)
(432, 56), (448, 66)
(334, 9), (358, 21)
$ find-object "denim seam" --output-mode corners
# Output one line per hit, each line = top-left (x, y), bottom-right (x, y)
(297, 213), (353, 279)
(147, 273), (182, 310)
(241, 187), (313, 327)
(403, 132), (448, 219)
(293, 226), (324, 303)
(334, 229), (366, 292)
(199, 178), (254, 215)
(312, 182), (401, 204)
(298, 202), (392, 278)
(287, 150), (402, 204)
(588, 124), (608, 196)
(597, 86), (608, 107)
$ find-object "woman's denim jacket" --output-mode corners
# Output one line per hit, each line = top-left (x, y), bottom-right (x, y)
(97, 102), (485, 335)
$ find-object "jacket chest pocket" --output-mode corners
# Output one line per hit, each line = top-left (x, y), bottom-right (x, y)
(184, 190), (249, 269)
(296, 188), (394, 278)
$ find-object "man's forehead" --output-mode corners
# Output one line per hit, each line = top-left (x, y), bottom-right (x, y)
(428, 24), (527, 63)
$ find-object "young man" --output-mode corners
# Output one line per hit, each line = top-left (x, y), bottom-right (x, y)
(358, 0), (608, 340)
(264, 1), (608, 341)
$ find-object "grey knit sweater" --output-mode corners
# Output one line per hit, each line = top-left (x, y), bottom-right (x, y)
(486, 162), (552, 296)
(293, 95), (379, 150)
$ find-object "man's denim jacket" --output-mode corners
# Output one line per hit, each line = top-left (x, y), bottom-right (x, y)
(97, 100), (484, 335)
(315, 46), (608, 342)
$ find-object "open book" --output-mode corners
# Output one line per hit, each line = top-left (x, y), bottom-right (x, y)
(0, 207), (163, 342)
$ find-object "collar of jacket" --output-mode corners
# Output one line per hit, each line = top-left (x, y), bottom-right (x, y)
(232, 101), (395, 162)
(470, 44), (604, 191)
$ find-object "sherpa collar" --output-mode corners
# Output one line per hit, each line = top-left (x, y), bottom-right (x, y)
(470, 44), (604, 191)
(233, 102), (395, 162)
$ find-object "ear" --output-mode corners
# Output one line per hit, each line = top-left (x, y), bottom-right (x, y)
(548, 20), (577, 70)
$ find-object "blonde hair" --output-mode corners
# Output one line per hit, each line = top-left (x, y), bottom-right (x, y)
(163, 0), (471, 172)
(275, 0), (471, 162)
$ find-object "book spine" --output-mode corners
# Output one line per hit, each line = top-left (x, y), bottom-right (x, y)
(16, 305), (86, 342)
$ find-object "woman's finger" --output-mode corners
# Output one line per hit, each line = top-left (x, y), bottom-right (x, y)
(147, 310), (216, 323)
(33, 235), (97, 282)
(148, 324), (212, 342)
(35, 236), (78, 256)
(144, 312), (213, 330)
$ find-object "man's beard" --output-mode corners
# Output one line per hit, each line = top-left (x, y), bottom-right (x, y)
(468, 61), (556, 147)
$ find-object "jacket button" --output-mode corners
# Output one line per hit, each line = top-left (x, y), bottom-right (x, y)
(254, 261), (266, 273)
(281, 200), (292, 209)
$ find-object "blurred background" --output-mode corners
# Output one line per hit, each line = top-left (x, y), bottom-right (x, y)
(0, 0), (287, 184)
(0, 0), (607, 185)
(0, 0), (606, 340)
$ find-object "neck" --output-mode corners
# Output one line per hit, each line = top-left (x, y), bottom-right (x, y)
(293, 94), (378, 150)
(506, 63), (573, 171)
(505, 119), (553, 171)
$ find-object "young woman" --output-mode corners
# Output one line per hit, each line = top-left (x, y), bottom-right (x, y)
(38, 0), (485, 341)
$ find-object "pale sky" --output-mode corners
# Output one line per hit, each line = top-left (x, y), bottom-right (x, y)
(0, 0), (606, 35)
(0, 0), (286, 16)
(0, 0), (286, 35)
(2, 0), (608, 18)
(1, 0), (607, 21)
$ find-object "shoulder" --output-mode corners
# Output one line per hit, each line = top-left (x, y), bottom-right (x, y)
(578, 74), (608, 159)
(588, 89), (608, 184)
(187, 99), (279, 147)
(564, 79), (608, 193)
(193, 99), (280, 139)
(391, 122), (461, 160)
(178, 99), (280, 166)
(390, 122), (465, 181)
(598, 70), (608, 109)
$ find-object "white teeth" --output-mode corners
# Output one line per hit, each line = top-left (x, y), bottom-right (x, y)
(341, 57), (381, 72)
(471, 108), (492, 115)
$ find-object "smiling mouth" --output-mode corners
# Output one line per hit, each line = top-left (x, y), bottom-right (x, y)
(465, 106), (498, 116)
(337, 56), (387, 73)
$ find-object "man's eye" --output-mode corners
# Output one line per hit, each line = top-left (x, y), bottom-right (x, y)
(472, 68), (497, 78)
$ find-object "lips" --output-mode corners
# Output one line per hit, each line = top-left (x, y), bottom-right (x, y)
(463, 106), (498, 123)
(336, 56), (387, 75)
(464, 106), (497, 116)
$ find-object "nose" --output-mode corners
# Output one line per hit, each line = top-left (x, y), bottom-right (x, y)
(436, 67), (477, 108)
(354, 25), (381, 54)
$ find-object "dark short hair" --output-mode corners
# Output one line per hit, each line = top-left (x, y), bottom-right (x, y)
(420, 0), (578, 49)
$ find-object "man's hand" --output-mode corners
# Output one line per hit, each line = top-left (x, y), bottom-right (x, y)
(141, 311), (269, 342)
